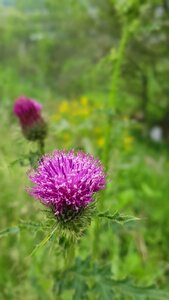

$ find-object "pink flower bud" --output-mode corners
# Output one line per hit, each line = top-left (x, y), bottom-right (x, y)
(13, 96), (47, 141)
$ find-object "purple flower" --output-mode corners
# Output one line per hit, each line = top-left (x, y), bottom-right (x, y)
(13, 96), (47, 141)
(14, 96), (42, 127)
(27, 150), (106, 216)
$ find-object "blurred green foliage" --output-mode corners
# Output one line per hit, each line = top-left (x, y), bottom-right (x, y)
(0, 0), (169, 299)
(0, 0), (169, 126)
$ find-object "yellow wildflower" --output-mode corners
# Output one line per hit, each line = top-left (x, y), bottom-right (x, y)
(58, 100), (69, 114)
(97, 137), (105, 148)
(80, 96), (89, 106)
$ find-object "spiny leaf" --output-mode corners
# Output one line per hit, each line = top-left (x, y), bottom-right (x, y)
(10, 151), (41, 168)
(0, 221), (43, 239)
(92, 264), (114, 300)
(112, 278), (169, 300)
(0, 226), (20, 238)
(10, 156), (31, 167)
(29, 225), (58, 256)
(65, 258), (169, 300)
(98, 210), (141, 225)
(19, 220), (44, 229)
(73, 278), (88, 300)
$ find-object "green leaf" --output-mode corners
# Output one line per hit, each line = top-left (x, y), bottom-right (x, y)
(73, 278), (88, 300)
(98, 210), (141, 225)
(0, 221), (45, 240)
(92, 265), (114, 300)
(19, 220), (44, 229)
(29, 225), (58, 256)
(0, 226), (20, 238)
(53, 257), (169, 299)
(113, 279), (169, 300)
(54, 258), (90, 299)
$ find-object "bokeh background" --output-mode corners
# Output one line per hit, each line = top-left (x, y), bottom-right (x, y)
(0, 0), (169, 299)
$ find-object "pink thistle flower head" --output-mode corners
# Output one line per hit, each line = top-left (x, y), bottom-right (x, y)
(27, 150), (106, 217)
(13, 96), (47, 141)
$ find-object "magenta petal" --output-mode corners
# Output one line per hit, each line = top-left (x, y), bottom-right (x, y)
(27, 150), (106, 215)
(13, 96), (43, 127)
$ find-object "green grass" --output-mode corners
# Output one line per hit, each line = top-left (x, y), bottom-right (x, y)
(0, 98), (169, 299)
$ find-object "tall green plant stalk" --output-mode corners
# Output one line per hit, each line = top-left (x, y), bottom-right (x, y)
(38, 139), (45, 156)
(103, 24), (129, 174)
(92, 24), (130, 257)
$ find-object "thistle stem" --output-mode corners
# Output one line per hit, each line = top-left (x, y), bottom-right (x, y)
(38, 139), (45, 156)
(64, 244), (75, 269)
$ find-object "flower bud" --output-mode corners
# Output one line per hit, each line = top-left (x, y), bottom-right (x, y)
(13, 96), (47, 142)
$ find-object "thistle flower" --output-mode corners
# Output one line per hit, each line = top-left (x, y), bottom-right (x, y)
(13, 96), (47, 142)
(27, 150), (106, 219)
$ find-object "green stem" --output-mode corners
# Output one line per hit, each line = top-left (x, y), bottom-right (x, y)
(103, 24), (129, 173)
(38, 139), (45, 156)
(92, 24), (130, 258)
(64, 244), (75, 269)
(110, 25), (129, 108)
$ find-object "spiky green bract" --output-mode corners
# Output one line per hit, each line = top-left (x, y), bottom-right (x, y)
(48, 202), (96, 241)
(58, 203), (96, 240)
(24, 203), (96, 257)
(23, 120), (47, 142)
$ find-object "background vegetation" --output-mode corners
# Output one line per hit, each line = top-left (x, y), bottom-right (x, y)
(0, 0), (169, 299)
